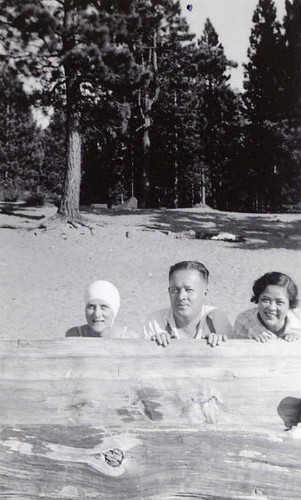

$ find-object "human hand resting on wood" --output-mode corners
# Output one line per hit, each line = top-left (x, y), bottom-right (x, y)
(150, 330), (227, 347)
(247, 330), (276, 342)
(248, 329), (301, 342)
(278, 331), (301, 342)
(202, 310), (231, 347)
(200, 332), (227, 347)
(149, 329), (179, 347)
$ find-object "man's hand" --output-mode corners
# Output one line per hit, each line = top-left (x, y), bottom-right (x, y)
(204, 309), (232, 346)
(208, 332), (227, 347)
(201, 332), (227, 347)
(150, 331), (172, 347)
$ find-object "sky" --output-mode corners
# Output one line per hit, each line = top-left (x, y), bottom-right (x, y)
(180, 0), (286, 90)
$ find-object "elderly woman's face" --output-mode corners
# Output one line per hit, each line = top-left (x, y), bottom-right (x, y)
(85, 299), (114, 334)
(169, 269), (208, 324)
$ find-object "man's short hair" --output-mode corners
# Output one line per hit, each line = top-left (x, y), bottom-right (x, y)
(169, 261), (209, 283)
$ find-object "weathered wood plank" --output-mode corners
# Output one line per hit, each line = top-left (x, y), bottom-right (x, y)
(0, 375), (300, 428)
(2, 337), (301, 357)
(0, 339), (300, 499)
(1, 340), (300, 429)
(0, 426), (301, 500)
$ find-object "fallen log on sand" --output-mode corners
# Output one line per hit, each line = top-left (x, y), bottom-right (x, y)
(0, 339), (300, 499)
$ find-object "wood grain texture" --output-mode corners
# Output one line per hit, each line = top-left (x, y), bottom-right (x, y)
(0, 339), (300, 499)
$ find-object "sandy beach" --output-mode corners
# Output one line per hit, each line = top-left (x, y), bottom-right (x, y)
(1, 204), (301, 340)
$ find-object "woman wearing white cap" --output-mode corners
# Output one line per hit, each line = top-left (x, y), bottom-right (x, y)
(66, 280), (139, 338)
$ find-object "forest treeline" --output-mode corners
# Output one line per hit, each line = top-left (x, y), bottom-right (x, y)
(0, 0), (300, 214)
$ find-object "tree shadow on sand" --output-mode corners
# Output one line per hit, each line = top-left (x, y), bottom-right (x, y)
(4, 203), (301, 249)
(0, 204), (45, 220)
(148, 210), (301, 250)
(82, 206), (301, 251)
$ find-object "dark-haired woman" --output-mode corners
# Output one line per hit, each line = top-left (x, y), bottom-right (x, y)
(234, 272), (301, 342)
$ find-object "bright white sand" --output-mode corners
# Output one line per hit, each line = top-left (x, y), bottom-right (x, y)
(1, 205), (300, 339)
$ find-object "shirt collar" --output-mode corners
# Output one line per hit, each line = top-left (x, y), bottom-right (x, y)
(166, 307), (204, 338)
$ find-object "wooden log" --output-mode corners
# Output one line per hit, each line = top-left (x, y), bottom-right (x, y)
(0, 339), (300, 499)
(1, 339), (300, 428)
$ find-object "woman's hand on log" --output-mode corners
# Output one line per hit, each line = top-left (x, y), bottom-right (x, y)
(248, 330), (275, 342)
(280, 332), (301, 342)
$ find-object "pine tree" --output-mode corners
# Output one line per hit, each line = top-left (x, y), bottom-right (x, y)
(127, 0), (194, 207)
(243, 0), (288, 211)
(146, 6), (195, 208)
(148, 16), (241, 210)
(244, 0), (283, 122)
(190, 19), (241, 209)
(280, 0), (301, 206)
(0, 66), (44, 200)
(280, 0), (301, 122)
(0, 0), (139, 222)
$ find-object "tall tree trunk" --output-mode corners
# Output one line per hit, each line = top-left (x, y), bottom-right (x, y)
(201, 167), (206, 205)
(141, 116), (151, 208)
(173, 91), (179, 208)
(59, 2), (81, 219)
(137, 32), (159, 208)
(130, 144), (135, 198)
(59, 102), (81, 218)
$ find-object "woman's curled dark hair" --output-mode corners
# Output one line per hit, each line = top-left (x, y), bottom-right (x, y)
(251, 272), (298, 309)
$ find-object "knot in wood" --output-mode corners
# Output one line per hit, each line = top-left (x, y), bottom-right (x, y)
(104, 448), (124, 467)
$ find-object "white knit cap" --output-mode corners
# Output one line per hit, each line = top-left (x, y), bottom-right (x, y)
(84, 280), (120, 321)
